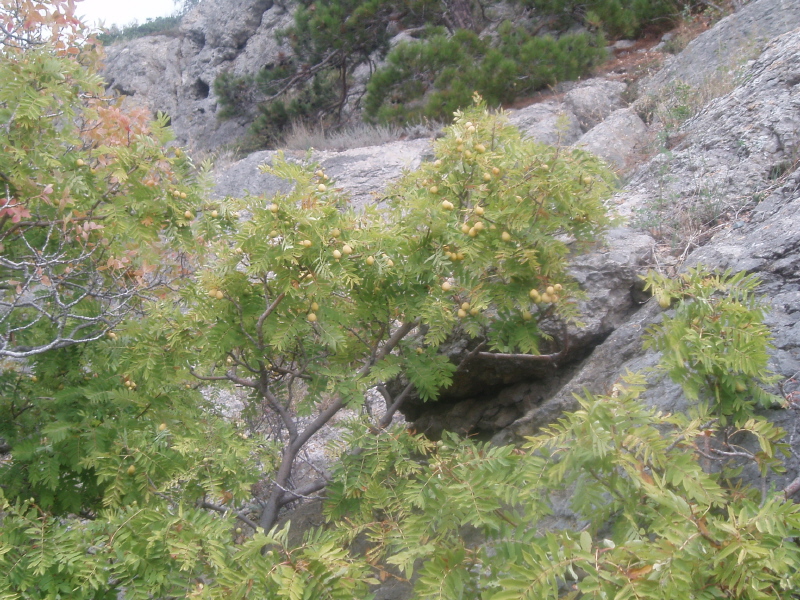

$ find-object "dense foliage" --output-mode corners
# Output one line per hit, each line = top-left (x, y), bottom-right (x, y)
(514, 0), (696, 38)
(3, 3), (798, 600)
(364, 24), (605, 125)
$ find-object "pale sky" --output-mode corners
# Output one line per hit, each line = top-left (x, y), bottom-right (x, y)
(76, 0), (179, 29)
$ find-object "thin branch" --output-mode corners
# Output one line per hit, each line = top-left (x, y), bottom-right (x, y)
(378, 381), (415, 430)
(199, 500), (260, 530)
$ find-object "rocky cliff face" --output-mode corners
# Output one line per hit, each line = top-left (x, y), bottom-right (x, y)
(102, 0), (293, 151)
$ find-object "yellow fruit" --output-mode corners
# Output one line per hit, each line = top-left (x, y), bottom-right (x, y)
(158, 423), (167, 431)
(464, 150), (473, 159)
(583, 176), (593, 185)
(468, 227), (477, 237)
(211, 210), (218, 218)
(457, 308), (468, 318)
(208, 289), (218, 297)
(301, 239), (312, 247)
(180, 192), (187, 199)
(416, 347), (424, 354)
(342, 244), (353, 255)
(386, 259), (394, 267)
(467, 125), (476, 133)
(31, 375), (38, 382)
(317, 184), (327, 192)
(441, 281), (452, 292)
(554, 283), (563, 292)
(464, 122), (473, 128)
(331, 228), (341, 237)
(433, 159), (442, 167)
(474, 206), (484, 216)
(501, 231), (512, 242)
(551, 294), (559, 302)
(474, 221), (484, 231)
(483, 173), (491, 182)
(333, 249), (342, 259)
(474, 143), (486, 153)
(461, 223), (471, 234)
(541, 163), (549, 171)
(127, 465), (136, 476)
(469, 308), (479, 316)
(529, 289), (540, 300)
(441, 200), (454, 210)
(461, 302), (470, 310)
(107, 331), (117, 340)
(235, 527), (243, 534)
(515, 195), (523, 203)
(366, 256), (375, 265)
(541, 293), (552, 303)
(521, 310), (532, 321)
(429, 185), (439, 194)
(456, 144), (464, 152)
(307, 313), (317, 322)
(546, 286), (555, 295)
(76, 158), (85, 166)
(657, 293), (671, 309)
(456, 137), (463, 144)
(215, 290), (224, 300)
(455, 252), (465, 261)
(735, 381), (747, 393)
(315, 170), (325, 177)
(311, 302), (319, 311)
(269, 203), (279, 213)
(492, 167), (500, 175)
(184, 211), (194, 220)
(235, 247), (243, 254)
(489, 224), (496, 230)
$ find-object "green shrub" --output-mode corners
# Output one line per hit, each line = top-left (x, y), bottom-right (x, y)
(214, 71), (255, 118)
(365, 24), (606, 125)
(515, 0), (696, 38)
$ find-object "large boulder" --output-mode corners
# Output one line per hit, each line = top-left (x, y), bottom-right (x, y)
(574, 107), (649, 172)
(211, 139), (431, 209)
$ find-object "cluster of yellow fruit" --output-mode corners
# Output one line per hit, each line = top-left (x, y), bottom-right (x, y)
(331, 244), (352, 260)
(457, 301), (480, 318)
(460, 220), (486, 238)
(444, 249), (466, 261)
(208, 288), (225, 300)
(529, 284), (562, 304)
(122, 376), (137, 390)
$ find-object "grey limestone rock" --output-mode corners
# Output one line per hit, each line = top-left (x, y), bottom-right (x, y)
(574, 108), (649, 172)
(102, 0), (294, 152)
(211, 139), (431, 210)
(507, 100), (583, 146)
(639, 0), (800, 99)
(564, 79), (628, 131)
